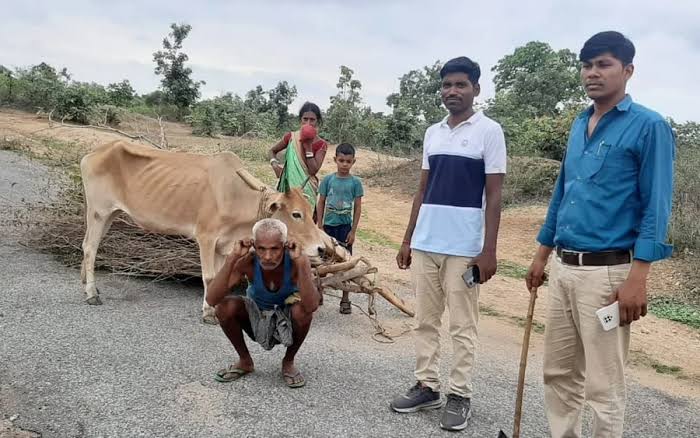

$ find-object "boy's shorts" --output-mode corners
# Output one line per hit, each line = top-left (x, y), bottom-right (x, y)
(323, 224), (353, 254)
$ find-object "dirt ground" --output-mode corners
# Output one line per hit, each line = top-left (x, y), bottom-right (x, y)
(1, 108), (698, 398)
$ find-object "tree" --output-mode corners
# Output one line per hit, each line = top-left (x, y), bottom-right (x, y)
(13, 62), (69, 110)
(670, 119), (700, 150)
(489, 41), (584, 119)
(0, 65), (14, 103)
(153, 23), (205, 116)
(268, 81), (298, 130)
(386, 60), (445, 124)
(106, 79), (136, 107)
(325, 66), (364, 142)
(244, 85), (268, 113)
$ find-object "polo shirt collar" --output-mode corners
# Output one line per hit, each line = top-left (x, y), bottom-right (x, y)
(440, 110), (484, 129)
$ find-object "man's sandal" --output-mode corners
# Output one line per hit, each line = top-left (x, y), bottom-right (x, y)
(283, 370), (306, 388)
(214, 365), (253, 383)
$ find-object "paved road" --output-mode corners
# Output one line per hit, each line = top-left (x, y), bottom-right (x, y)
(1, 150), (698, 437)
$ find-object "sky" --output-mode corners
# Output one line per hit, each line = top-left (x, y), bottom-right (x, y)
(1, 0), (698, 122)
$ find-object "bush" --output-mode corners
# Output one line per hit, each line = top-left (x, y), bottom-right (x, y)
(502, 156), (561, 206)
(669, 122), (700, 252)
(10, 63), (66, 110)
(189, 94), (277, 138)
(53, 82), (109, 124)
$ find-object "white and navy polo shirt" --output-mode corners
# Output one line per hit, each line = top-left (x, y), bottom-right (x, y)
(411, 111), (507, 257)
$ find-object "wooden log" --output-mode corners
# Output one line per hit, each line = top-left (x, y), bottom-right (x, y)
(315, 257), (364, 275)
(371, 285), (414, 317)
(320, 266), (375, 288)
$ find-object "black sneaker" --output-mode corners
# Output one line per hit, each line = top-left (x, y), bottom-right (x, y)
(390, 382), (443, 413)
(439, 394), (472, 431)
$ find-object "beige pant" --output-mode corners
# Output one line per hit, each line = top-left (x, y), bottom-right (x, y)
(411, 250), (479, 398)
(544, 255), (631, 438)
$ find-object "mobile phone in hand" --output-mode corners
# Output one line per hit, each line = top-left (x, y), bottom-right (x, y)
(462, 265), (480, 288)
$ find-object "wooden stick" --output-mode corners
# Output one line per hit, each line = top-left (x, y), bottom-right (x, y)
(157, 116), (168, 149)
(315, 257), (365, 275)
(370, 285), (414, 317)
(320, 265), (373, 288)
(513, 287), (538, 438)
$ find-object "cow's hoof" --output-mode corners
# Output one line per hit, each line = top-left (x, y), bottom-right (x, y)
(202, 315), (219, 325)
(86, 296), (102, 305)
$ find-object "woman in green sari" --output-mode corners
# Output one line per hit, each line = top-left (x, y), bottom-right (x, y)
(269, 102), (328, 211)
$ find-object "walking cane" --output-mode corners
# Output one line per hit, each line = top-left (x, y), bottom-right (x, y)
(498, 286), (538, 438)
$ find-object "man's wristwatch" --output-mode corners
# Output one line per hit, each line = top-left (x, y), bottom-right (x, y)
(305, 151), (314, 158)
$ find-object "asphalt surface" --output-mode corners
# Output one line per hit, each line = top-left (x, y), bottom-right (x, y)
(1, 150), (698, 437)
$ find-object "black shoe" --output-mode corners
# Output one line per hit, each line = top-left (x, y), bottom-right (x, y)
(390, 382), (443, 413)
(439, 394), (471, 431)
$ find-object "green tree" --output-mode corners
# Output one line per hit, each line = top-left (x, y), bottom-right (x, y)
(106, 80), (136, 107)
(325, 65), (364, 142)
(489, 41), (584, 119)
(387, 60), (445, 124)
(0, 65), (14, 103)
(670, 119), (700, 150)
(54, 81), (109, 124)
(153, 23), (205, 117)
(244, 85), (268, 113)
(383, 106), (423, 152)
(12, 62), (69, 110)
(268, 81), (298, 130)
(485, 41), (587, 159)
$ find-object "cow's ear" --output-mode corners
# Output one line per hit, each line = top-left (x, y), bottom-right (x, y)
(266, 197), (284, 214)
(268, 201), (281, 213)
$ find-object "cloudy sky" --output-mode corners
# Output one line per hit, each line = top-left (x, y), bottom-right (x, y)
(2, 0), (698, 122)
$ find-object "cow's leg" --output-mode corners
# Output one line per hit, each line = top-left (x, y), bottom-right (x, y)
(81, 207), (117, 305)
(197, 237), (219, 325)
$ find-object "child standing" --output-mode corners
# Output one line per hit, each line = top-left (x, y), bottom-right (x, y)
(317, 143), (364, 314)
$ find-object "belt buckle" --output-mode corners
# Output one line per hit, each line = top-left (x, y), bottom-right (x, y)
(561, 248), (583, 266)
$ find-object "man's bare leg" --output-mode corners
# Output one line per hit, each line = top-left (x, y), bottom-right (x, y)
(282, 303), (313, 386)
(215, 297), (255, 373)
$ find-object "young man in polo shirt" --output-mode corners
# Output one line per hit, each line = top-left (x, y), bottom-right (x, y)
(526, 31), (675, 437)
(390, 56), (507, 431)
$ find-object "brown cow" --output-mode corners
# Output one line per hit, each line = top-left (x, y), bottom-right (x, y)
(79, 140), (334, 323)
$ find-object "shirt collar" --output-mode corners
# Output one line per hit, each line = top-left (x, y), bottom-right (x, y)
(615, 94), (633, 111)
(440, 110), (484, 129)
(580, 94), (634, 119)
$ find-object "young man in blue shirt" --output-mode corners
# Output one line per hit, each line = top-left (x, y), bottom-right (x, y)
(390, 56), (507, 432)
(526, 31), (675, 438)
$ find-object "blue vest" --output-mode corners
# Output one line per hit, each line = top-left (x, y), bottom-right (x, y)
(246, 251), (298, 310)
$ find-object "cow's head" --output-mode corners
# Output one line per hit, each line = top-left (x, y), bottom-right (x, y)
(266, 188), (326, 262)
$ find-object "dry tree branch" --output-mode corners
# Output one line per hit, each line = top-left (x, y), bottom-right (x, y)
(36, 111), (165, 149)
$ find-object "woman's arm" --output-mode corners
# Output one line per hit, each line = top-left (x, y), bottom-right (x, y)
(304, 143), (326, 176)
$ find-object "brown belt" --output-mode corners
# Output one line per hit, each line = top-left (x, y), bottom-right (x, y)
(556, 247), (631, 266)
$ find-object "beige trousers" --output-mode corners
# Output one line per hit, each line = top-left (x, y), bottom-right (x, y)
(544, 255), (631, 438)
(411, 250), (480, 398)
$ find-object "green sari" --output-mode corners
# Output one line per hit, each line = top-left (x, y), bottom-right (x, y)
(276, 130), (319, 209)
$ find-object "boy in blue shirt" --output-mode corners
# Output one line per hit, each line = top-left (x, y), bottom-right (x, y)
(316, 143), (364, 314)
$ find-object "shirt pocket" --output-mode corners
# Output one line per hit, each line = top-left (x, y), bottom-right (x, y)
(583, 142), (634, 179)
(595, 142), (636, 182)
(579, 143), (611, 178)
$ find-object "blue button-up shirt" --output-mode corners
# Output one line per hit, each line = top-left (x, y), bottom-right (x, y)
(537, 95), (675, 262)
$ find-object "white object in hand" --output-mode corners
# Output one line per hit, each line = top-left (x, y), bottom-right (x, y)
(596, 301), (620, 331)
